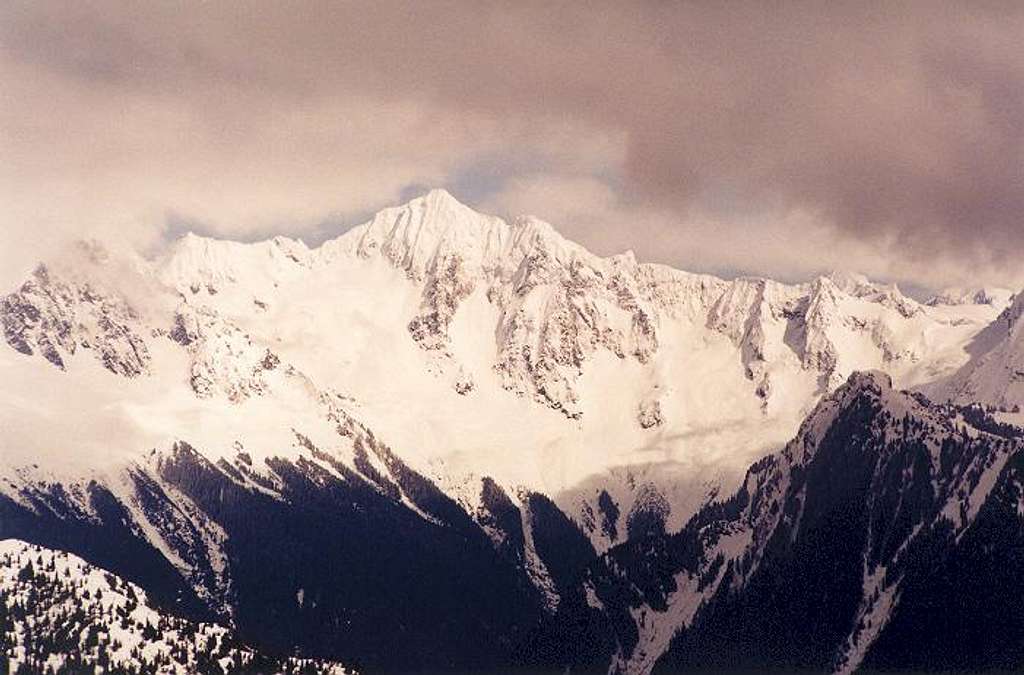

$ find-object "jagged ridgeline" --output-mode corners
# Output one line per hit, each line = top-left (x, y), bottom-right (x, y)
(505, 373), (1024, 674)
(1, 190), (1014, 553)
(2, 190), (1024, 673)
(620, 373), (1024, 674)
(5, 372), (1024, 673)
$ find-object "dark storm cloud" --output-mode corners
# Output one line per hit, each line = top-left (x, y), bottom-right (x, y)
(1, 1), (1022, 288)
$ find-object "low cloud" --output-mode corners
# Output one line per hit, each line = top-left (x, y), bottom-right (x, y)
(2, 1), (1023, 291)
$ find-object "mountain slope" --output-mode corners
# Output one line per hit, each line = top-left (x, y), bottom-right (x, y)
(0, 539), (353, 674)
(537, 371), (1024, 674)
(0, 189), (1018, 673)
(925, 290), (1024, 411)
(149, 189), (1004, 546)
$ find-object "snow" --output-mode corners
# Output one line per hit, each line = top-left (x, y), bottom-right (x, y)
(0, 539), (354, 674)
(926, 291), (1024, 410)
(616, 571), (705, 675)
(836, 563), (900, 675)
(518, 494), (562, 611)
(0, 332), (351, 486)
(926, 286), (1014, 308)
(611, 367), (1024, 675)
(0, 188), (1015, 550)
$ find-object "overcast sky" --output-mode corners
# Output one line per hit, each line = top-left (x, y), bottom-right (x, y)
(2, 1), (1023, 293)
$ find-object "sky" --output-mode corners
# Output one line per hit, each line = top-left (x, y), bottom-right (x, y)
(2, 1), (1023, 294)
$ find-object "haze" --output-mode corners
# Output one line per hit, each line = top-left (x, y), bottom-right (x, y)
(2, 1), (1022, 293)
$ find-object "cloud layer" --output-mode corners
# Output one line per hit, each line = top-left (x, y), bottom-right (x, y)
(2, 1), (1022, 291)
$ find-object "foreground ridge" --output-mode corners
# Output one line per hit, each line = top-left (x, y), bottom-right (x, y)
(0, 539), (354, 674)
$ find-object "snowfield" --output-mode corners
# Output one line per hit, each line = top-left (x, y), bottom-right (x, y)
(2, 190), (1012, 545)
(2, 189), (1023, 674)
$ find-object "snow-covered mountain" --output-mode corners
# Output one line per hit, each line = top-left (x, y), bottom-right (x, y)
(924, 290), (1024, 412)
(669, 371), (1024, 673)
(1, 188), (1021, 673)
(535, 371), (1024, 674)
(7, 190), (1004, 539)
(0, 539), (354, 674)
(159, 192), (1018, 530)
(926, 285), (1014, 308)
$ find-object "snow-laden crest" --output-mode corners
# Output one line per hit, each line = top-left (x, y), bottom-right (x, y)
(0, 188), (1020, 550)
(2, 189), (1024, 674)
(930, 290), (1024, 410)
(151, 191), (1010, 420)
(597, 369), (1024, 674)
(927, 285), (1014, 307)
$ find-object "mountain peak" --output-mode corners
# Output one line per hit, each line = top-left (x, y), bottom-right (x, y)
(331, 188), (510, 279)
(509, 214), (563, 246)
(828, 269), (871, 294)
(420, 187), (461, 205)
(826, 269), (904, 298)
(843, 369), (893, 395)
(926, 286), (1014, 308)
(400, 187), (479, 219)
